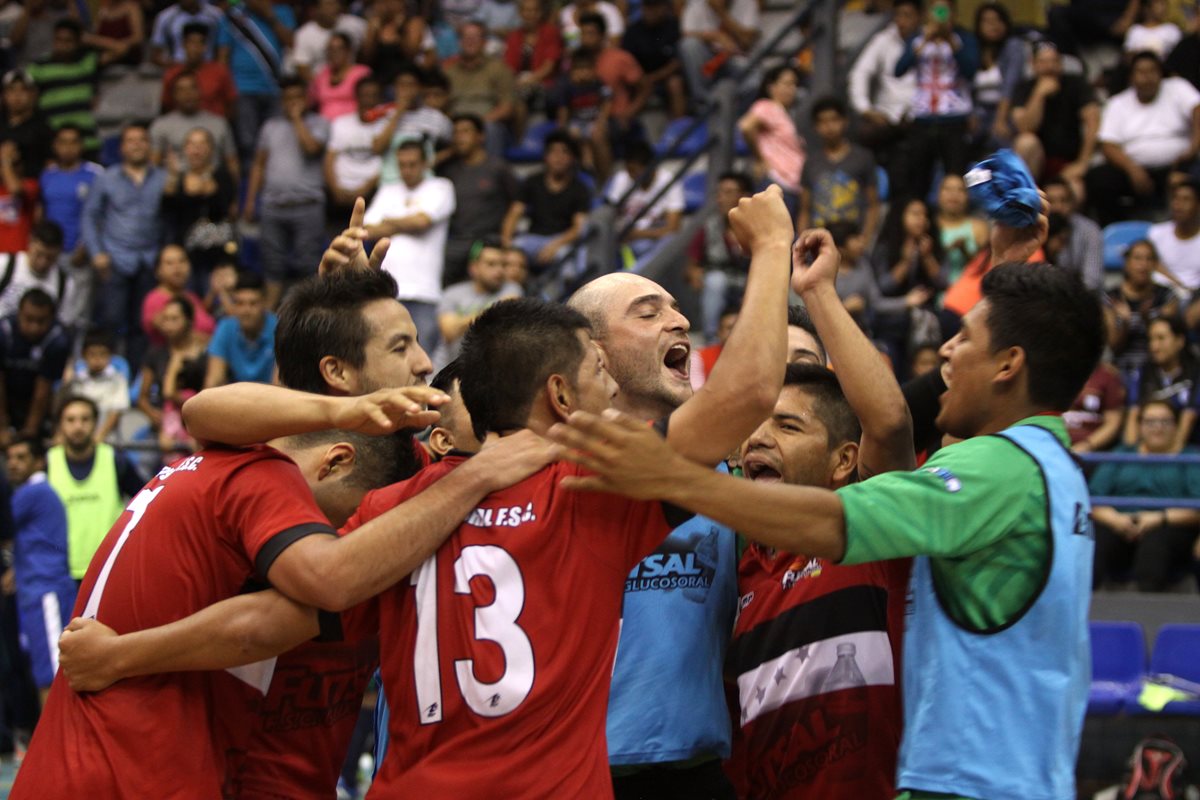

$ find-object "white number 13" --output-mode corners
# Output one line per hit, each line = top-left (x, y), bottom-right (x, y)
(411, 545), (534, 723)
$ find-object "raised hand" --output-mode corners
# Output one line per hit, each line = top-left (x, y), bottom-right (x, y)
(318, 197), (391, 275)
(59, 617), (122, 692)
(727, 184), (795, 256)
(790, 228), (840, 296)
(329, 386), (450, 435)
(990, 188), (1049, 265)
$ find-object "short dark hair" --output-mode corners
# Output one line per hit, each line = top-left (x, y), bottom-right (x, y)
(31, 220), (64, 249)
(758, 64), (800, 100)
(1130, 49), (1165, 73)
(53, 123), (84, 141)
(810, 95), (847, 121)
(82, 327), (115, 352)
(1140, 398), (1180, 424)
(579, 10), (607, 34)
(276, 270), (401, 394)
(354, 75), (381, 96)
(458, 298), (591, 440)
(782, 363), (861, 448)
(182, 21), (210, 39)
(431, 358), (464, 433)
(787, 304), (827, 363)
(979, 263), (1104, 411)
(826, 220), (861, 248)
(452, 112), (485, 133)
(19, 287), (55, 314)
(1042, 174), (1073, 200)
(284, 429), (415, 490)
(233, 271), (265, 293)
(421, 68), (450, 91)
(54, 18), (83, 37)
(624, 139), (654, 166)
(57, 394), (98, 424)
(280, 76), (307, 93)
(1046, 212), (1071, 240)
(894, 0), (921, 10)
(545, 129), (580, 160)
(165, 295), (196, 325)
(1172, 178), (1200, 200)
(8, 433), (46, 461)
(329, 30), (353, 49)
(718, 171), (754, 194)
(397, 139), (426, 158)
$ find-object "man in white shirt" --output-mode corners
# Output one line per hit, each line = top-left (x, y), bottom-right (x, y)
(291, 0), (366, 82)
(0, 220), (78, 325)
(605, 140), (684, 273)
(324, 75), (385, 210)
(1087, 50), (1200, 225)
(364, 141), (456, 355)
(677, 0), (759, 111)
(1149, 179), (1200, 290)
(847, 0), (919, 161)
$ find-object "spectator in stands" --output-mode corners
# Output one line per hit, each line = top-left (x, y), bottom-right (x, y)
(847, 0), (919, 172)
(1047, 0), (1139, 57)
(606, 139), (683, 272)
(1066, 361), (1127, 453)
(1165, 14), (1200, 91)
(1043, 175), (1104, 292)
(4, 433), (73, 708)
(373, 66), (454, 187)
(893, 0), (978, 202)
(45, 394), (142, 581)
(1125, 0), (1181, 59)
(1125, 314), (1200, 449)
(140, 244), (215, 348)
(970, 2), (1024, 150)
(909, 342), (941, 377)
(441, 0), (485, 36)
(500, 129), (591, 281)
(685, 171), (752, 343)
(81, 123), (166, 367)
(799, 96), (879, 242)
(0, 140), (39, 253)
(1087, 50), (1200, 226)
(27, 19), (98, 157)
(292, 0), (365, 83)
(439, 112), (518, 286)
(621, 0), (684, 120)
(690, 304), (737, 387)
(739, 64), (805, 218)
(0, 69), (52, 179)
(85, 0), (143, 68)
(216, 0), (296, 162)
(308, 32), (370, 121)
(829, 220), (878, 333)
(9, 0), (79, 68)
(243, 79), (328, 310)
(1091, 399), (1200, 591)
(477, 0), (520, 52)
(553, 49), (612, 180)
(150, 72), (240, 181)
(445, 21), (515, 157)
(935, 173), (988, 288)
(160, 23), (236, 117)
(63, 328), (128, 442)
(506, 0), (563, 125)
(872, 197), (942, 370)
(1106, 240), (1180, 381)
(161, 128), (237, 276)
(136, 296), (207, 451)
(1149, 179), (1200, 290)
(204, 256), (236, 318)
(360, 0), (434, 86)
(40, 125), (100, 297)
(203, 271), (274, 387)
(149, 0), (222, 66)
(677, 0), (759, 111)
(0, 288), (71, 444)
(325, 74), (385, 212)
(560, 0), (622, 49)
(503, 244), (527, 290)
(1011, 42), (1099, 195)
(0, 221), (73, 324)
(364, 140), (456, 353)
(578, 12), (649, 150)
(434, 237), (522, 367)
(421, 67), (453, 115)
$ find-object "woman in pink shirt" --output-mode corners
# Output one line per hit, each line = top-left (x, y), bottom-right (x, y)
(310, 33), (373, 120)
(738, 64), (806, 220)
(141, 245), (216, 348)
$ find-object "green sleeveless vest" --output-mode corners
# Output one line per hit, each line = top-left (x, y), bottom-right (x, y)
(47, 444), (126, 579)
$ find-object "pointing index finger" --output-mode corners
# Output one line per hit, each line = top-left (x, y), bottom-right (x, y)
(348, 196), (366, 230)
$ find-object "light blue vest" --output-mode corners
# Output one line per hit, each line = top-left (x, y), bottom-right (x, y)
(606, 509), (738, 765)
(898, 424), (1093, 800)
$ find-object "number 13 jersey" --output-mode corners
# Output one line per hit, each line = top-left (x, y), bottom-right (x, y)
(343, 455), (684, 799)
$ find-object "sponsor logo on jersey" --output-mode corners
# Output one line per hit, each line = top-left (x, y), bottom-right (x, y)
(465, 502), (537, 528)
(923, 466), (961, 492)
(625, 527), (721, 601)
(781, 557), (822, 589)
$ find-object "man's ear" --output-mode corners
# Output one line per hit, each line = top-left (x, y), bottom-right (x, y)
(992, 345), (1027, 391)
(319, 356), (356, 395)
(546, 373), (574, 422)
(319, 441), (357, 481)
(830, 440), (859, 485)
(428, 426), (454, 458)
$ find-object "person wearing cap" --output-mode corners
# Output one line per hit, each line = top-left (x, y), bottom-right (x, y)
(0, 69), (52, 180)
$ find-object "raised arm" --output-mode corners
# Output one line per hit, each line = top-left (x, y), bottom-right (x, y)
(793, 229), (915, 477)
(666, 186), (791, 465)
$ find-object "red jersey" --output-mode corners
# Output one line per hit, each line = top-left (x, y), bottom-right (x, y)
(346, 456), (679, 799)
(162, 62), (238, 117)
(724, 546), (910, 800)
(11, 447), (335, 800)
(0, 179), (39, 253)
(1064, 362), (1125, 445)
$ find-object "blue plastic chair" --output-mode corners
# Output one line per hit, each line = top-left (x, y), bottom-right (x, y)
(1103, 220), (1153, 271)
(1144, 624), (1200, 715)
(876, 165), (889, 203)
(1088, 621), (1146, 715)
(683, 173), (707, 214)
(504, 120), (558, 164)
(655, 117), (709, 159)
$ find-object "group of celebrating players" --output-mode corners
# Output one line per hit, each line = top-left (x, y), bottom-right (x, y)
(9, 183), (1105, 800)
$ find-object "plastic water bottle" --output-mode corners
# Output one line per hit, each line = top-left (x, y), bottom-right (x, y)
(819, 643), (867, 693)
(356, 752), (374, 798)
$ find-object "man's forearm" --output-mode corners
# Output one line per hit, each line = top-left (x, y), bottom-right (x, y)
(22, 379), (51, 436)
(183, 383), (343, 444)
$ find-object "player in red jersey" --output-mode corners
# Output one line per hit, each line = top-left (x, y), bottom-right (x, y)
(12, 385), (553, 800)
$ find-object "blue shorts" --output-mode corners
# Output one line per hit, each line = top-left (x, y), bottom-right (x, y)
(17, 584), (77, 687)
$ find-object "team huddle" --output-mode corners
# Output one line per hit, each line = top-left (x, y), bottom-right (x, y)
(10, 185), (1105, 800)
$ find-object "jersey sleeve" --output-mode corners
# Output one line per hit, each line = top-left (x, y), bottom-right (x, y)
(837, 435), (1047, 565)
(217, 453), (338, 579)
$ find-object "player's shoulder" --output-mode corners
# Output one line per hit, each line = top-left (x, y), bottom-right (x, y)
(345, 457), (461, 530)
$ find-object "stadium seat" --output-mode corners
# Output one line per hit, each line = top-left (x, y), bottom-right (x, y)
(734, 128), (750, 158)
(656, 117), (709, 159)
(1088, 621), (1146, 715)
(683, 173), (707, 214)
(1103, 220), (1152, 271)
(1145, 624), (1200, 715)
(876, 165), (889, 203)
(504, 120), (557, 164)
